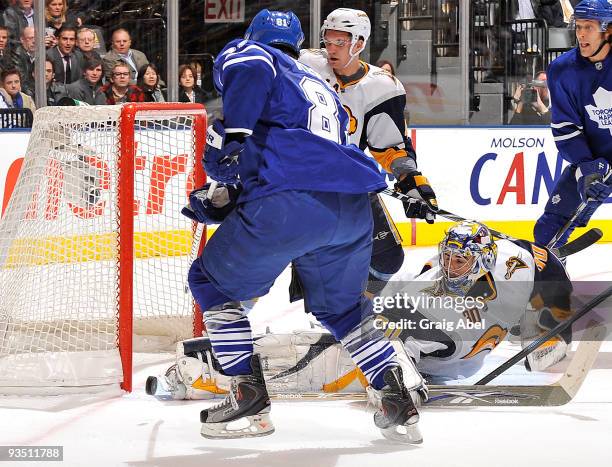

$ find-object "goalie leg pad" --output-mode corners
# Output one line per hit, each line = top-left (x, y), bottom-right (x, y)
(521, 307), (572, 371)
(525, 336), (569, 372)
(146, 337), (231, 400)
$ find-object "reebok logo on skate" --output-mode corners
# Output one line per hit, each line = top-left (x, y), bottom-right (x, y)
(585, 87), (612, 134)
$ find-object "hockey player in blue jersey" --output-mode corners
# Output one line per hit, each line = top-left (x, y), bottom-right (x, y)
(534, 0), (612, 247)
(183, 10), (428, 443)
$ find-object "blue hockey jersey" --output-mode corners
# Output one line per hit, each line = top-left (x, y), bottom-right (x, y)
(212, 39), (386, 202)
(548, 48), (612, 165)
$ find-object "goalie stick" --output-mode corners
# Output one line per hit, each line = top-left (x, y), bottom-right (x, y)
(475, 284), (612, 385)
(380, 188), (601, 258)
(270, 320), (606, 407)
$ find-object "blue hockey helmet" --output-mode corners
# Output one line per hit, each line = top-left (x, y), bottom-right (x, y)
(570, 0), (612, 31)
(244, 10), (305, 55)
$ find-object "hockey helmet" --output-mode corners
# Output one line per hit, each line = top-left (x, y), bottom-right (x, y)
(244, 9), (305, 55)
(321, 8), (371, 55)
(438, 221), (498, 295)
(570, 0), (612, 31)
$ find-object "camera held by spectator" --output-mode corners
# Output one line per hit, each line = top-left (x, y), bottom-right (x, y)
(510, 71), (551, 125)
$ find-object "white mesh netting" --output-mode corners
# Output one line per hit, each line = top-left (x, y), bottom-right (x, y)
(0, 105), (204, 390)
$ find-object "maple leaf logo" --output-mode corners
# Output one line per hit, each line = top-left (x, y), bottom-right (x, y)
(585, 87), (612, 135)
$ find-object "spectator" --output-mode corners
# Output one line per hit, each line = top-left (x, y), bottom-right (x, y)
(560, 0), (575, 24)
(103, 28), (149, 83)
(0, 26), (12, 72)
(188, 60), (203, 87)
(3, 0), (34, 49)
(375, 59), (395, 75)
(46, 26), (82, 84)
(510, 70), (551, 125)
(45, 0), (81, 36)
(537, 1), (566, 27)
(178, 64), (207, 104)
(43, 58), (67, 105)
(64, 56), (105, 105)
(76, 27), (101, 63)
(510, 0), (536, 21)
(99, 62), (145, 104)
(0, 68), (35, 111)
(10, 25), (34, 96)
(137, 63), (165, 102)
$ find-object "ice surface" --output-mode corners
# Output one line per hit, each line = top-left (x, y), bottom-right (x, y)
(0, 245), (611, 467)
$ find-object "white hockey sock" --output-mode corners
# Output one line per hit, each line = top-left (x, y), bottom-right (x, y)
(340, 317), (398, 390)
(204, 304), (253, 376)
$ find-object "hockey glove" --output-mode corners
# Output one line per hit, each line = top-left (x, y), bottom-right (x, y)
(575, 157), (612, 203)
(394, 171), (438, 224)
(203, 120), (244, 184)
(574, 198), (602, 227)
(181, 182), (242, 224)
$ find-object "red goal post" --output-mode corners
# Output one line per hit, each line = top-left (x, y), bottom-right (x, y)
(0, 103), (207, 394)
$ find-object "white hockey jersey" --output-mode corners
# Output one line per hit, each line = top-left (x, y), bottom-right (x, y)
(299, 49), (416, 173)
(388, 239), (537, 380)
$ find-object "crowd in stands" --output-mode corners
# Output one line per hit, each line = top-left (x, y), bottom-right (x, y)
(0, 1), (577, 126)
(510, 1), (579, 28)
(0, 0), (215, 124)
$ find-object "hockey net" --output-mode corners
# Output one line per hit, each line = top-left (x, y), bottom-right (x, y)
(0, 103), (206, 393)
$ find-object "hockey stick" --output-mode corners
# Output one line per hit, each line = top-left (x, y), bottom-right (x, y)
(557, 227), (602, 257)
(381, 188), (600, 258)
(546, 171), (611, 249)
(475, 284), (612, 385)
(183, 181), (217, 293)
(270, 320), (606, 407)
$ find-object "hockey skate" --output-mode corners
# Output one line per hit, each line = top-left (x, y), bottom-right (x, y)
(200, 354), (274, 439)
(369, 366), (423, 444)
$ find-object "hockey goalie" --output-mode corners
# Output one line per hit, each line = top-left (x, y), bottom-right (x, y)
(148, 221), (573, 399)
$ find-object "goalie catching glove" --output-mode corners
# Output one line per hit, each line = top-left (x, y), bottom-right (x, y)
(394, 170), (438, 224)
(182, 182), (242, 224)
(203, 120), (244, 184)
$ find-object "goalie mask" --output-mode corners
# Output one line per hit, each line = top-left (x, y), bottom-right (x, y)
(438, 221), (498, 295)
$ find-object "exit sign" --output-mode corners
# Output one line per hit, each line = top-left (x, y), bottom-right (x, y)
(205, 0), (245, 23)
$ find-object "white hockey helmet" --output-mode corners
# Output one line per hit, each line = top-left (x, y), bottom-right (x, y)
(438, 221), (498, 295)
(321, 8), (371, 58)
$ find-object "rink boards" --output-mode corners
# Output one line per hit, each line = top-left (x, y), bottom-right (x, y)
(1, 126), (611, 246)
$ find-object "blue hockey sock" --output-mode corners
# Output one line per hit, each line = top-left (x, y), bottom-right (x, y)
(203, 303), (253, 376)
(340, 316), (398, 390)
